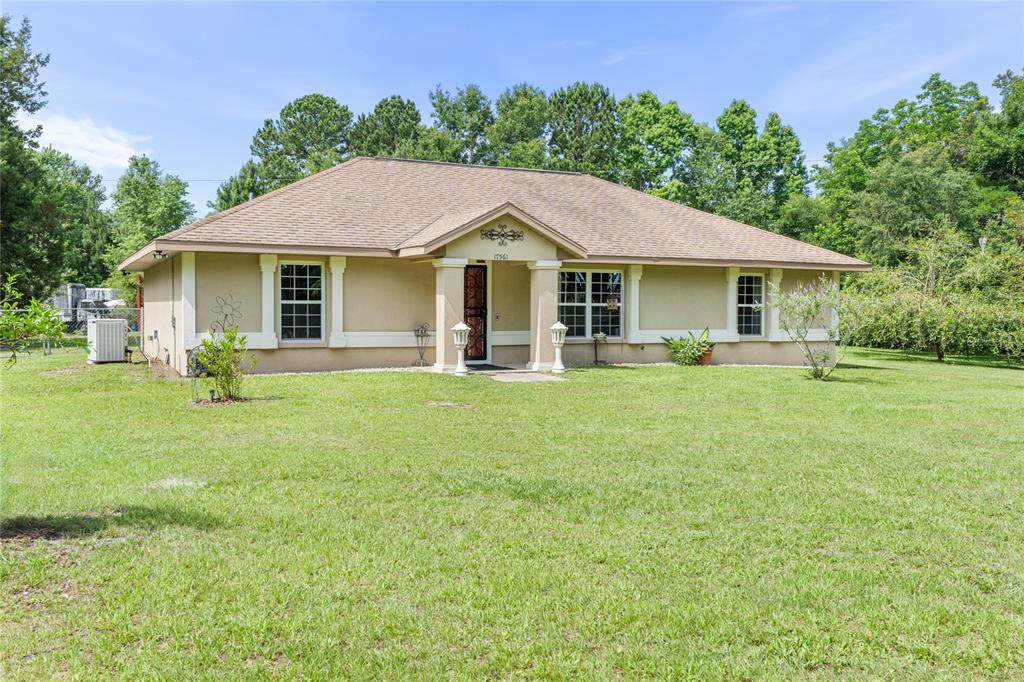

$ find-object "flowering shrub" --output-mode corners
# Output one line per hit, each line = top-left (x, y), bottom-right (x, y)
(774, 277), (849, 380)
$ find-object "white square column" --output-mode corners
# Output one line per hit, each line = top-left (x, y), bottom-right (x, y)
(724, 266), (739, 342)
(768, 268), (784, 341)
(527, 259), (561, 371)
(626, 264), (643, 343)
(259, 254), (278, 348)
(329, 256), (347, 347)
(433, 258), (468, 372)
(182, 251), (196, 349)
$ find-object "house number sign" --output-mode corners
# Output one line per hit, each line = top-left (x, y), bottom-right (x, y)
(480, 224), (525, 247)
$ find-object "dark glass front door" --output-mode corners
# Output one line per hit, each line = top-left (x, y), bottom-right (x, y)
(464, 265), (487, 361)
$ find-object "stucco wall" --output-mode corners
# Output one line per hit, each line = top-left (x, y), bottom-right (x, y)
(444, 216), (558, 261)
(561, 339), (822, 367)
(250, 346), (435, 373)
(144, 250), (843, 375)
(491, 261), (530, 332)
(142, 257), (174, 367)
(195, 253), (261, 333)
(638, 265), (728, 330)
(344, 257), (434, 332)
(781, 268), (830, 293)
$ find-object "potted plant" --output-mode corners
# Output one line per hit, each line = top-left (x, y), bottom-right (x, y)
(690, 327), (716, 365)
(661, 327), (716, 366)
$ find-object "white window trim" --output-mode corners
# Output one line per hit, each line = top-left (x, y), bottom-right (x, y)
(558, 268), (625, 340)
(737, 271), (765, 338)
(279, 260), (325, 344)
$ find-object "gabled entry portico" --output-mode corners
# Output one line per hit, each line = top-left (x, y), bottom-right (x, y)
(419, 203), (586, 373)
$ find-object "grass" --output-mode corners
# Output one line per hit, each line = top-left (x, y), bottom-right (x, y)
(2, 349), (1022, 679)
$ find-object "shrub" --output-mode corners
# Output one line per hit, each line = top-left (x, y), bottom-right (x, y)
(194, 324), (254, 401)
(0, 274), (64, 367)
(662, 328), (715, 366)
(845, 289), (1023, 361)
(774, 277), (848, 380)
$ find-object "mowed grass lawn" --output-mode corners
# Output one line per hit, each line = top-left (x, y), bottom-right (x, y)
(2, 349), (1022, 679)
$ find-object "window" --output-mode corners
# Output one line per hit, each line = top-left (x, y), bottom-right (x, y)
(737, 274), (763, 336)
(280, 264), (323, 341)
(558, 271), (622, 338)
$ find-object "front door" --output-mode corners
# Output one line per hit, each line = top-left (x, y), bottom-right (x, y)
(464, 265), (487, 361)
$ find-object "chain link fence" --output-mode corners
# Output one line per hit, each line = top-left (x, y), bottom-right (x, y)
(3, 306), (144, 357)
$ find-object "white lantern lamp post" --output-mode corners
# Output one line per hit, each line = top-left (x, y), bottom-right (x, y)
(451, 322), (470, 375)
(550, 321), (568, 373)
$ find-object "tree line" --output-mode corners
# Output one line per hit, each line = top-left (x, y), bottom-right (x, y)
(210, 84), (809, 238)
(1, 14), (1021, 360)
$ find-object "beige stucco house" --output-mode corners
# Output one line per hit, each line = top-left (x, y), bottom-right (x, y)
(119, 157), (869, 375)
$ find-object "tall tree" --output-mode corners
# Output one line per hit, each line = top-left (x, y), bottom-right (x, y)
(38, 147), (112, 285)
(209, 160), (275, 213)
(1, 142), (63, 299)
(348, 95), (422, 158)
(249, 93), (352, 182)
(488, 83), (549, 168)
(849, 145), (981, 266)
(429, 84), (494, 164)
(813, 74), (990, 253)
(547, 82), (618, 179)
(105, 155), (194, 276)
(213, 94), (351, 212)
(970, 70), (1024, 194)
(616, 91), (692, 191)
(0, 14), (49, 142)
(653, 100), (807, 229)
(0, 14), (63, 299)
(393, 126), (462, 163)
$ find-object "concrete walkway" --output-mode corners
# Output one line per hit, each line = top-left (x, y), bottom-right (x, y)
(487, 372), (565, 383)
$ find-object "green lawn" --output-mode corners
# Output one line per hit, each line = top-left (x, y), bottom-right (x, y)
(2, 349), (1022, 679)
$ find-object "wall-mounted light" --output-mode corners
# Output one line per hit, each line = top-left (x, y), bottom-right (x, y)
(153, 250), (168, 261)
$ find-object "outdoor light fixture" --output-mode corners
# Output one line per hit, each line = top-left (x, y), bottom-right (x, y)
(451, 322), (470, 375)
(413, 323), (430, 366)
(153, 250), (168, 261)
(550, 321), (568, 373)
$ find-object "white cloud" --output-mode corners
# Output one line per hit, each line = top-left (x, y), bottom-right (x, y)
(602, 45), (670, 67)
(767, 29), (982, 114)
(732, 3), (803, 20)
(22, 113), (148, 171)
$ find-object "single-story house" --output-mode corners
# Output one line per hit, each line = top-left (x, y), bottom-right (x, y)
(119, 157), (869, 374)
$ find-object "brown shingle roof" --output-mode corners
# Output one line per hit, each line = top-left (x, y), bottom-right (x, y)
(145, 157), (869, 270)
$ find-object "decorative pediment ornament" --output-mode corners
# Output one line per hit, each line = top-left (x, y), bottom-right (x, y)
(479, 223), (525, 247)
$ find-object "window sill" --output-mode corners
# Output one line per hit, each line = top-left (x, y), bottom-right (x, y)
(565, 336), (623, 343)
(279, 339), (325, 347)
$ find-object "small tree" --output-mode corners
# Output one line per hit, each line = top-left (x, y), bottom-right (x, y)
(773, 276), (849, 380)
(0, 274), (64, 366)
(194, 325), (254, 401)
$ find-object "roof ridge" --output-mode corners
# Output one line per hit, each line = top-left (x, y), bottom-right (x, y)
(164, 157), (367, 241)
(366, 156), (585, 177)
(580, 173), (869, 266)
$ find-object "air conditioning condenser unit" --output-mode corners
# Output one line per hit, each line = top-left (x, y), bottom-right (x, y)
(87, 318), (127, 363)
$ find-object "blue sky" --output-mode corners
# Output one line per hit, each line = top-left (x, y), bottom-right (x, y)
(11, 1), (1024, 212)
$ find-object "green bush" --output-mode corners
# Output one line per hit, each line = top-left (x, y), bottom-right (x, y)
(845, 289), (1023, 361)
(0, 274), (64, 366)
(662, 328), (715, 366)
(194, 325), (254, 401)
